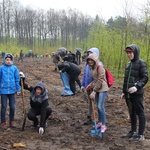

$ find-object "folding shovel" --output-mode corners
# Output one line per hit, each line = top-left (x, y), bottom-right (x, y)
(21, 78), (27, 131)
(90, 98), (102, 138)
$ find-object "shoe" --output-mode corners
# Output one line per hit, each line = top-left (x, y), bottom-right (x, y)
(83, 116), (92, 125)
(129, 134), (145, 141)
(31, 120), (39, 129)
(1, 122), (7, 130)
(121, 131), (137, 138)
(93, 122), (102, 128)
(10, 121), (16, 128)
(101, 125), (107, 133)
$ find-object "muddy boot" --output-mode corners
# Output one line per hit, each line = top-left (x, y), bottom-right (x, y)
(83, 116), (92, 125)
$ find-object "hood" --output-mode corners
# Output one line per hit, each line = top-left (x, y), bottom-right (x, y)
(125, 44), (140, 61)
(86, 53), (99, 67)
(34, 82), (46, 94)
(87, 47), (100, 57)
(3, 53), (14, 65)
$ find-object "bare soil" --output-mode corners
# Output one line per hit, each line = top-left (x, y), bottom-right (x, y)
(0, 57), (150, 150)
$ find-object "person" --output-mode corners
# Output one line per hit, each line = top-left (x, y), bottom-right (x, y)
(58, 61), (81, 95)
(76, 50), (81, 65)
(19, 72), (52, 134)
(121, 44), (148, 141)
(81, 47), (103, 125)
(18, 50), (23, 62)
(0, 53), (21, 129)
(86, 53), (109, 133)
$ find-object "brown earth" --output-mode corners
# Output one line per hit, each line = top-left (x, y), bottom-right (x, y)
(0, 57), (150, 150)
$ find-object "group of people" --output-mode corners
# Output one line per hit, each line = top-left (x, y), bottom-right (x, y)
(0, 44), (148, 142)
(0, 53), (52, 134)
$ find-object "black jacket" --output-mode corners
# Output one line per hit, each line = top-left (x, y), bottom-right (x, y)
(123, 44), (148, 97)
(58, 61), (81, 76)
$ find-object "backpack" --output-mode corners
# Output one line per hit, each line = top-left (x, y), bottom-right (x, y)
(97, 65), (114, 87)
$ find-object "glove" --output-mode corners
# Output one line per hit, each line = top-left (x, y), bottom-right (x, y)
(89, 91), (96, 99)
(120, 93), (125, 99)
(128, 86), (137, 94)
(19, 72), (25, 78)
(39, 127), (44, 134)
(86, 85), (92, 91)
(81, 86), (85, 92)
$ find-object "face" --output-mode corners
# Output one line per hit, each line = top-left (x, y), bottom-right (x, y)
(87, 58), (95, 67)
(5, 58), (12, 65)
(35, 87), (42, 95)
(126, 51), (134, 60)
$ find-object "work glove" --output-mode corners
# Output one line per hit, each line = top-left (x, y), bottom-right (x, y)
(39, 127), (44, 134)
(19, 72), (25, 78)
(120, 93), (125, 99)
(86, 85), (92, 91)
(89, 91), (96, 99)
(81, 86), (85, 92)
(128, 86), (137, 94)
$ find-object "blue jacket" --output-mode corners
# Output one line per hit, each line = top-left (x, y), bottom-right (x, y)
(81, 47), (103, 88)
(0, 54), (20, 94)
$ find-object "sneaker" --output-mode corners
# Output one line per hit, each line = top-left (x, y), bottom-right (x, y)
(121, 131), (137, 138)
(93, 122), (102, 128)
(10, 121), (16, 128)
(1, 122), (7, 130)
(129, 134), (145, 141)
(101, 125), (107, 133)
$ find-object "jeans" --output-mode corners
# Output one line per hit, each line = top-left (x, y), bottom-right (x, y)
(1, 94), (15, 123)
(95, 91), (107, 125)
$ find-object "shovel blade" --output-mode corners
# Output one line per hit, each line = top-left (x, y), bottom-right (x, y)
(90, 128), (102, 137)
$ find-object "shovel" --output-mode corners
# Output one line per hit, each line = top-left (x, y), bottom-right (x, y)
(21, 78), (27, 131)
(90, 98), (102, 138)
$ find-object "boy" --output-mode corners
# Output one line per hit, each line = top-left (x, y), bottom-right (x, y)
(0, 53), (20, 129)
(121, 44), (148, 141)
(20, 73), (52, 134)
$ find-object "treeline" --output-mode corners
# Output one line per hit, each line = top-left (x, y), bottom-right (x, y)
(0, 0), (150, 79)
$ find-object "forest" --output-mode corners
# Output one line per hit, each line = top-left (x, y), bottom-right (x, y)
(0, 0), (150, 78)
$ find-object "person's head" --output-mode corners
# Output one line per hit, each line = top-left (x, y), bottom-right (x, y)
(35, 86), (42, 95)
(4, 53), (13, 65)
(86, 53), (99, 68)
(125, 44), (140, 61)
(87, 47), (100, 57)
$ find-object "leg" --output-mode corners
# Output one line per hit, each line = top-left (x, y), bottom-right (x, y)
(8, 94), (15, 122)
(1, 94), (8, 123)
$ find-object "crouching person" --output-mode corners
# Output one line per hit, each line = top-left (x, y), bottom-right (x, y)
(19, 72), (52, 134)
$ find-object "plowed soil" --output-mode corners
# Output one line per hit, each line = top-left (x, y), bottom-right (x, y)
(0, 57), (150, 150)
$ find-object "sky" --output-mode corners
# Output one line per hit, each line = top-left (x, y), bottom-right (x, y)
(20, 0), (147, 20)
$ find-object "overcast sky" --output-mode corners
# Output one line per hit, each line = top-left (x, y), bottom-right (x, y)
(20, 0), (147, 19)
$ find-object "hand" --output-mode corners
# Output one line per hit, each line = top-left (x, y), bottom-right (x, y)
(128, 86), (137, 94)
(16, 92), (20, 96)
(120, 93), (125, 99)
(81, 86), (85, 92)
(59, 70), (62, 73)
(39, 127), (44, 134)
(89, 91), (96, 99)
(86, 85), (92, 91)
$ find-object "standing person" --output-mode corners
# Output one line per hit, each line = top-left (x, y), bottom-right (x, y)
(18, 49), (23, 62)
(76, 50), (81, 65)
(121, 44), (148, 141)
(19, 73), (52, 134)
(0, 53), (21, 129)
(81, 47), (103, 125)
(58, 61), (81, 95)
(86, 53), (109, 133)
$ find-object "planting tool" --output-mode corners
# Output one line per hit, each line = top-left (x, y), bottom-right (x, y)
(21, 78), (27, 131)
(90, 98), (102, 138)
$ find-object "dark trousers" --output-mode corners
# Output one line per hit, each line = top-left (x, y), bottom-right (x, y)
(126, 96), (145, 135)
(27, 106), (52, 127)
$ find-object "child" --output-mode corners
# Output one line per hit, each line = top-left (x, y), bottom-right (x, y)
(20, 73), (52, 134)
(58, 61), (81, 95)
(81, 47), (103, 125)
(86, 53), (109, 133)
(121, 44), (148, 141)
(0, 53), (21, 129)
